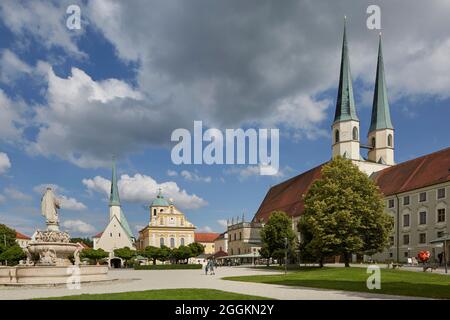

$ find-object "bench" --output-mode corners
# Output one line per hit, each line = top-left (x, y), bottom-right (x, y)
(422, 263), (439, 272)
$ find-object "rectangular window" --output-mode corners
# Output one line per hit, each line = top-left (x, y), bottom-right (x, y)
(389, 252), (393, 258)
(404, 251), (409, 258)
(388, 199), (395, 208)
(437, 208), (446, 223)
(419, 211), (427, 225)
(403, 234), (409, 245)
(419, 192), (427, 202)
(389, 236), (394, 246)
(403, 196), (410, 205)
(419, 233), (426, 244)
(437, 231), (444, 238)
(437, 188), (446, 199)
(403, 214), (410, 227)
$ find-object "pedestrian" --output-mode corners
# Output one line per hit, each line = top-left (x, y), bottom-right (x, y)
(209, 260), (215, 275)
(438, 252), (443, 266)
(205, 262), (209, 275)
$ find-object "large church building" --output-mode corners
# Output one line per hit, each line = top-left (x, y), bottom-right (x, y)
(252, 23), (449, 264)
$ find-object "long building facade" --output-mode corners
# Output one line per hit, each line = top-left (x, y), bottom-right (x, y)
(251, 22), (449, 265)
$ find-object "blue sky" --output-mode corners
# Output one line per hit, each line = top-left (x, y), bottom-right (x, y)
(0, 1), (449, 237)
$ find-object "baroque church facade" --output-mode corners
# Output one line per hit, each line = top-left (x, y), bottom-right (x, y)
(252, 23), (449, 264)
(136, 190), (196, 251)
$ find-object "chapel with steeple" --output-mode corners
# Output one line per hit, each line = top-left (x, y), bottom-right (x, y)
(93, 159), (135, 267)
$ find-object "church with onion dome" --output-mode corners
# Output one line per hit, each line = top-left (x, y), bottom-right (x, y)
(136, 189), (196, 251)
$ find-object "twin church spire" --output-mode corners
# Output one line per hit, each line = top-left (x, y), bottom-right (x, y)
(332, 19), (394, 166)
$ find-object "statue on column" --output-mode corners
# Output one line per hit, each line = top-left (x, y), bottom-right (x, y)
(41, 187), (61, 230)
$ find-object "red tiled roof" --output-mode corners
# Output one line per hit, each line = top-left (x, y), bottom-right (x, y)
(93, 232), (103, 238)
(195, 233), (220, 243)
(252, 163), (325, 223)
(212, 250), (228, 258)
(15, 231), (31, 240)
(252, 147), (450, 223)
(79, 241), (91, 249)
(372, 147), (450, 196)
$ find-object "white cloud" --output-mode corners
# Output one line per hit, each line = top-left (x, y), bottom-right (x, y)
(32, 183), (86, 211)
(0, 49), (32, 83)
(82, 173), (207, 210)
(3, 187), (32, 201)
(0, 90), (26, 143)
(0, 1), (85, 57)
(62, 220), (96, 235)
(180, 170), (212, 183)
(224, 165), (294, 181)
(0, 194), (6, 204)
(0, 152), (11, 174)
(59, 195), (87, 211)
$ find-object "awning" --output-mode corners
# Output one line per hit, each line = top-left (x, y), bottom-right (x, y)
(216, 253), (260, 259)
(430, 235), (450, 244)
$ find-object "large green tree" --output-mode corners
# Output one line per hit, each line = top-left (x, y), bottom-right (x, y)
(259, 211), (296, 265)
(0, 245), (26, 266)
(80, 248), (109, 265)
(157, 245), (172, 263)
(0, 224), (17, 253)
(141, 246), (160, 265)
(114, 247), (136, 267)
(298, 157), (393, 267)
(171, 245), (192, 264)
(188, 242), (205, 257)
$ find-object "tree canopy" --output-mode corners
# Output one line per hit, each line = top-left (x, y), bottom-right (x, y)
(80, 248), (109, 264)
(259, 211), (296, 265)
(298, 157), (393, 267)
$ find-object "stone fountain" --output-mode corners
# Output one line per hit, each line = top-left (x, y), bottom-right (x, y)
(0, 188), (109, 285)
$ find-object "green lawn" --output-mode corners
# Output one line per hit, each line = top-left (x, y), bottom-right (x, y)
(223, 267), (450, 299)
(38, 288), (272, 300)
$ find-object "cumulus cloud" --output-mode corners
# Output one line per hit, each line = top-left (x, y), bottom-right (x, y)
(0, 152), (11, 174)
(166, 170), (178, 177)
(62, 220), (96, 234)
(82, 173), (207, 209)
(0, 1), (450, 167)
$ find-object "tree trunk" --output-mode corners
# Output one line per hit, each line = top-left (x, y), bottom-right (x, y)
(343, 253), (350, 267)
(319, 257), (324, 268)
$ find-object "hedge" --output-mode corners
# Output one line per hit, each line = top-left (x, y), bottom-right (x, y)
(134, 264), (203, 270)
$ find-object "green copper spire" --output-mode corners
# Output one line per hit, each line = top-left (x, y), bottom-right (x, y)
(334, 18), (359, 123)
(369, 34), (393, 132)
(109, 158), (121, 207)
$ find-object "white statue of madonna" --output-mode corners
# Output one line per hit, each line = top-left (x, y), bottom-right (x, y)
(41, 187), (61, 231)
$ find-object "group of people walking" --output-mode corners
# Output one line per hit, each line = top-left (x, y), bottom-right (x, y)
(204, 259), (216, 275)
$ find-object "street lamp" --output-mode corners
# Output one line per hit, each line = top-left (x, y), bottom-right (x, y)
(284, 237), (288, 275)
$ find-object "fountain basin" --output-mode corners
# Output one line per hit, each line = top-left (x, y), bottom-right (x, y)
(27, 242), (79, 266)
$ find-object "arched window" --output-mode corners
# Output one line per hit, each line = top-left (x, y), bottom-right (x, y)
(170, 238), (175, 248)
(153, 209), (156, 216)
(371, 137), (376, 147)
(160, 238), (164, 247)
(335, 129), (340, 143)
(180, 238), (185, 246)
(387, 134), (393, 147)
(239, 232), (242, 240)
(352, 127), (358, 141)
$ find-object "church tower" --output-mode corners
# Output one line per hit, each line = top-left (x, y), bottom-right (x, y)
(109, 159), (121, 221)
(367, 34), (394, 165)
(332, 19), (361, 161)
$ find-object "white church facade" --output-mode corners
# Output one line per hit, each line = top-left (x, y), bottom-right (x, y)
(93, 161), (135, 267)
